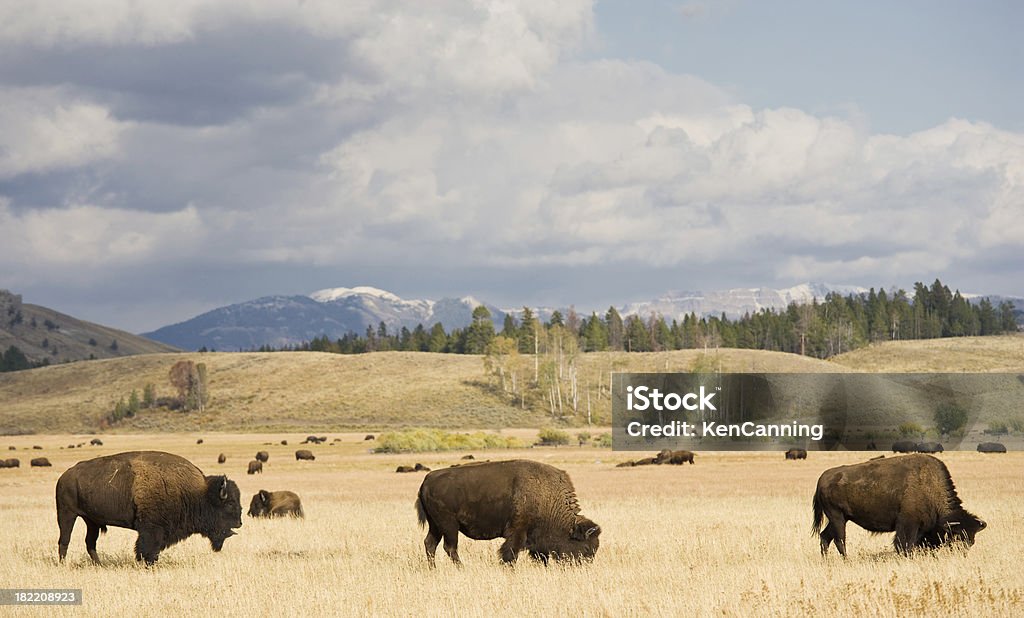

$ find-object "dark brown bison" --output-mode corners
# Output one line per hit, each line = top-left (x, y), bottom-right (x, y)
(1, 458), (20, 468)
(247, 460), (263, 475)
(32, 457), (52, 467)
(785, 448), (808, 460)
(364, 434), (375, 441)
(255, 451), (269, 463)
(90, 439), (103, 446)
(915, 442), (944, 453)
(280, 440), (288, 445)
(977, 442), (1007, 453)
(196, 439), (204, 445)
(414, 463), (431, 471)
(68, 444), (76, 449)
(662, 450), (695, 465)
(461, 454), (475, 460)
(247, 490), (304, 518)
(217, 453), (226, 464)
(7, 446), (14, 450)
(891, 440), (916, 453)
(812, 454), (985, 556)
(33, 445), (42, 450)
(55, 451), (242, 564)
(295, 450), (315, 461)
(416, 459), (601, 566)
(396, 465), (416, 473)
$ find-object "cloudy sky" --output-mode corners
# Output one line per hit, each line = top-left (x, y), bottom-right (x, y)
(1, 0), (1021, 332)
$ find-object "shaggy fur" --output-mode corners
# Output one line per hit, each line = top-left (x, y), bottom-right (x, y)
(248, 490), (304, 518)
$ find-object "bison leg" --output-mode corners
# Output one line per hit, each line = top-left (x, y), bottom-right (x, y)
(441, 531), (462, 565)
(57, 510), (77, 563)
(819, 522), (835, 555)
(423, 525), (441, 568)
(821, 508), (848, 557)
(894, 518), (920, 555)
(499, 528), (527, 564)
(135, 527), (164, 565)
(84, 519), (102, 564)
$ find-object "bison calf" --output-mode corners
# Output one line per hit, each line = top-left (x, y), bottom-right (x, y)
(813, 454), (985, 556)
(416, 459), (601, 566)
(248, 490), (304, 518)
(56, 451), (242, 565)
(247, 460), (263, 474)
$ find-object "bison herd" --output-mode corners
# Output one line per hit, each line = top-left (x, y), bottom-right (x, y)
(0, 432), (1006, 568)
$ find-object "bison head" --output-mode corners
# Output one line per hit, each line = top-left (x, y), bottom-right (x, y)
(247, 490), (272, 518)
(921, 510), (988, 550)
(204, 475), (243, 551)
(531, 517), (601, 564)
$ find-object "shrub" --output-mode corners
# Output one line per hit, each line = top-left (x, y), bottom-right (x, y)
(593, 432), (613, 448)
(934, 403), (968, 436)
(374, 429), (525, 453)
(897, 422), (924, 438)
(536, 427), (570, 446)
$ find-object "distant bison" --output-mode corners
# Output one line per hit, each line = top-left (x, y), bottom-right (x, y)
(633, 457), (658, 466)
(217, 453), (226, 464)
(196, 439), (204, 444)
(364, 435), (375, 441)
(785, 448), (808, 460)
(915, 442), (944, 454)
(658, 450), (695, 465)
(33, 445), (42, 450)
(280, 440), (288, 446)
(396, 466), (416, 473)
(615, 461), (635, 467)
(295, 450), (315, 461)
(1, 458), (20, 468)
(461, 454), (475, 460)
(414, 463), (431, 471)
(255, 451), (269, 463)
(813, 454), (985, 556)
(7, 446), (14, 450)
(247, 460), (263, 475)
(416, 460), (601, 565)
(891, 440), (916, 453)
(247, 490), (304, 518)
(31, 457), (52, 467)
(55, 451), (242, 564)
(90, 439), (103, 446)
(977, 442), (1007, 453)
(68, 444), (76, 449)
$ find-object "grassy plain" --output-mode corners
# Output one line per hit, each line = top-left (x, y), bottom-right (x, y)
(0, 434), (1021, 617)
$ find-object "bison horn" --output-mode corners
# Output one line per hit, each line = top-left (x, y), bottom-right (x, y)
(220, 478), (229, 500)
(979, 519), (987, 529)
(586, 525), (601, 539)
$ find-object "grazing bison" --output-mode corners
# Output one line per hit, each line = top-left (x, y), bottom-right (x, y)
(196, 439), (204, 445)
(7, 446), (15, 450)
(32, 457), (52, 467)
(247, 460), (263, 475)
(916, 442), (944, 454)
(785, 448), (808, 460)
(90, 439), (103, 446)
(2, 458), (21, 468)
(295, 450), (315, 461)
(812, 454), (985, 556)
(416, 460), (601, 566)
(280, 440), (288, 445)
(217, 453), (226, 464)
(891, 440), (916, 453)
(33, 445), (43, 450)
(55, 451), (242, 564)
(255, 451), (269, 463)
(977, 442), (1007, 453)
(665, 450), (695, 465)
(247, 490), (304, 518)
(396, 466), (416, 473)
(364, 435), (375, 441)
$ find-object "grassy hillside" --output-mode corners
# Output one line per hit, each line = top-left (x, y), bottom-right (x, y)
(1, 336), (1022, 435)
(0, 290), (178, 364)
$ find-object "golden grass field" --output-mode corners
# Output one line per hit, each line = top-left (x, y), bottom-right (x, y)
(1, 433), (1022, 617)
(2, 334), (1021, 434)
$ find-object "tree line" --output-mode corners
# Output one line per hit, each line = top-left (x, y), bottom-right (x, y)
(259, 279), (1017, 360)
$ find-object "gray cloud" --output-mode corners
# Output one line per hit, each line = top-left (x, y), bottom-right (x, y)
(0, 0), (1021, 333)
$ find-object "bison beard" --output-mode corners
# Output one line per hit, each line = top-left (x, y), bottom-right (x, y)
(812, 454), (986, 557)
(55, 451), (243, 565)
(415, 460), (600, 567)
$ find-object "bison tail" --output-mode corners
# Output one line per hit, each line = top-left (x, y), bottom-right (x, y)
(811, 488), (824, 536)
(415, 495), (428, 528)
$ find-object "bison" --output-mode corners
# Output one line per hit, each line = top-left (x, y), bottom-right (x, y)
(90, 439), (103, 446)
(915, 442), (944, 454)
(31, 457), (52, 467)
(785, 448), (808, 460)
(891, 440), (916, 453)
(461, 454), (475, 460)
(7, 446), (14, 450)
(414, 463), (431, 472)
(977, 442), (1007, 453)
(662, 450), (695, 465)
(633, 457), (658, 466)
(247, 490), (304, 518)
(396, 465), (416, 473)
(247, 460), (263, 475)
(55, 451), (242, 564)
(255, 451), (269, 463)
(217, 453), (227, 464)
(196, 439), (204, 445)
(364, 435), (375, 441)
(812, 454), (985, 556)
(280, 440), (288, 445)
(2, 458), (20, 468)
(416, 459), (601, 566)
(295, 450), (315, 461)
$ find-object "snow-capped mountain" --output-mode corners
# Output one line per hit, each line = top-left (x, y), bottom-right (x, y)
(621, 283), (869, 321)
(142, 287), (506, 351)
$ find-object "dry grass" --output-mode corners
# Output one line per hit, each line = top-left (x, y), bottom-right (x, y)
(830, 334), (1024, 372)
(0, 435), (1020, 617)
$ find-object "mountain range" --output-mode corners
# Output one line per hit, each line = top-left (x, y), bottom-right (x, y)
(139, 282), (1024, 352)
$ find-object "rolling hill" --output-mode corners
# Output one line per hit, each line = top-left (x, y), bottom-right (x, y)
(0, 290), (178, 365)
